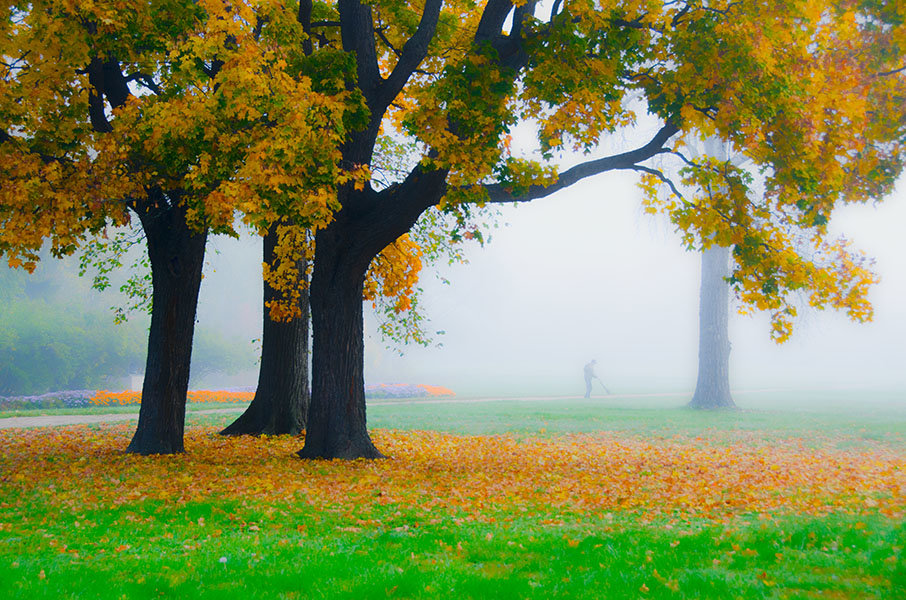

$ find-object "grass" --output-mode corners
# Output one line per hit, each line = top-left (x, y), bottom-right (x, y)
(2, 501), (902, 599)
(194, 389), (906, 450)
(1, 390), (904, 598)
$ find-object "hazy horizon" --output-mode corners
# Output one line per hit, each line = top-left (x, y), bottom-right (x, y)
(189, 170), (906, 401)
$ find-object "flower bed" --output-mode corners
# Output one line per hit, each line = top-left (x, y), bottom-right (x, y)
(365, 383), (455, 399)
(0, 390), (97, 411)
(90, 389), (256, 406)
(0, 384), (454, 410)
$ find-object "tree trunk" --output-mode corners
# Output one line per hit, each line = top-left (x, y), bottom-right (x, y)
(127, 201), (207, 454)
(221, 223), (310, 436)
(689, 244), (736, 409)
(297, 219), (383, 459)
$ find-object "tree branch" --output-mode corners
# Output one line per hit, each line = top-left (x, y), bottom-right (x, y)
(375, 26), (403, 58)
(474, 0), (514, 45)
(482, 121), (680, 203)
(339, 0), (380, 99)
(125, 72), (161, 95)
(876, 65), (906, 77)
(376, 0), (443, 112)
(298, 0), (314, 56)
(631, 165), (685, 199)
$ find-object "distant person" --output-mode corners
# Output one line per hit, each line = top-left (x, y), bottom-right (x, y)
(584, 359), (610, 397)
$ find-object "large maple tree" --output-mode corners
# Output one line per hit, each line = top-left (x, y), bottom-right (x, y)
(0, 0), (363, 453)
(288, 0), (903, 458)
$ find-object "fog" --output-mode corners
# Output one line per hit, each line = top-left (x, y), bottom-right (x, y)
(197, 172), (906, 400)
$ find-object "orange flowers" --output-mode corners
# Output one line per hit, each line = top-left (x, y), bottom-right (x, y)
(87, 386), (454, 406)
(90, 390), (254, 406)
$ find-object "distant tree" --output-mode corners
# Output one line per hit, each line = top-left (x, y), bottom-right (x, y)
(682, 138), (738, 410)
(689, 244), (735, 410)
(0, 256), (143, 394)
(0, 255), (256, 395)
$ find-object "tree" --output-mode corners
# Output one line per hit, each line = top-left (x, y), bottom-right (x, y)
(683, 137), (739, 410)
(689, 244), (735, 410)
(5, 1), (902, 460)
(221, 223), (311, 436)
(294, 0), (904, 458)
(1, 1), (361, 453)
(0, 255), (146, 394)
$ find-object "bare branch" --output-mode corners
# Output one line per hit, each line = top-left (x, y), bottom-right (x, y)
(876, 65), (906, 77)
(631, 165), (685, 199)
(375, 26), (403, 58)
(482, 122), (681, 203)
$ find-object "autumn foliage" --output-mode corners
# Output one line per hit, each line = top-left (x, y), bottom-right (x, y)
(3, 0), (905, 458)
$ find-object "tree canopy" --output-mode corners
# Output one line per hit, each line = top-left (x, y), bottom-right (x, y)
(2, 0), (904, 457)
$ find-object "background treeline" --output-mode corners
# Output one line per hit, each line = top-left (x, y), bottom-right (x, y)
(0, 249), (256, 396)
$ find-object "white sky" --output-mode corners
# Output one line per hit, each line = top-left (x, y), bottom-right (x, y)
(360, 173), (906, 397)
(198, 138), (906, 399)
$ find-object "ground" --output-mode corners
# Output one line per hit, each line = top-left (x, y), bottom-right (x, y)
(0, 390), (903, 598)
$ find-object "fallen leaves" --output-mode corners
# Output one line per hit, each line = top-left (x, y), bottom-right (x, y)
(0, 426), (902, 525)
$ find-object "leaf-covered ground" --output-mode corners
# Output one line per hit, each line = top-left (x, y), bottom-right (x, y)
(1, 422), (903, 598)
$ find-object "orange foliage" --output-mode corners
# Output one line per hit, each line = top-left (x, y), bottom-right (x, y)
(0, 426), (901, 523)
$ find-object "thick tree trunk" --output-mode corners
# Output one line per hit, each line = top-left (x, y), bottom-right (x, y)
(127, 201), (207, 454)
(689, 244), (736, 410)
(297, 219), (383, 459)
(221, 224), (310, 436)
(296, 170), (447, 460)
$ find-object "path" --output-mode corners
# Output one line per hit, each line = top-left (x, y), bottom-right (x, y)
(0, 408), (243, 430)
(0, 390), (791, 430)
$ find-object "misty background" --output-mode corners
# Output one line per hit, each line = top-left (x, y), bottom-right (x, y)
(359, 172), (906, 398)
(2, 170), (904, 399)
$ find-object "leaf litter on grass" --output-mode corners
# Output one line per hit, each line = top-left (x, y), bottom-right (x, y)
(1, 424), (903, 598)
(0, 425), (902, 522)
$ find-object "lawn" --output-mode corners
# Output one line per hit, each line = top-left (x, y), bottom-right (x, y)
(1, 391), (903, 598)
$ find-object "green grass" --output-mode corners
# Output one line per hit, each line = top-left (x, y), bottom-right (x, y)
(8, 389), (905, 448)
(364, 390), (906, 448)
(1, 498), (902, 599)
(185, 389), (906, 450)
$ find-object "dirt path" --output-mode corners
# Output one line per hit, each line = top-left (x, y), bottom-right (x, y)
(0, 408), (244, 430)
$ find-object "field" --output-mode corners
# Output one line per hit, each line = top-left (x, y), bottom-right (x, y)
(1, 390), (904, 598)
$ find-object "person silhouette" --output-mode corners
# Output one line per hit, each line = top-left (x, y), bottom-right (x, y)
(583, 359), (610, 397)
